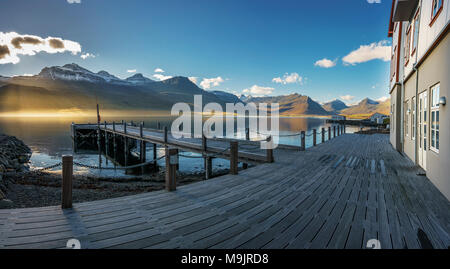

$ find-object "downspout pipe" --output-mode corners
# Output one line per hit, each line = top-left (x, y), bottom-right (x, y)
(414, 0), (422, 165)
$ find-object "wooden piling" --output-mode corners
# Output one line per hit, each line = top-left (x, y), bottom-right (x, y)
(243, 128), (250, 169)
(266, 136), (274, 163)
(333, 126), (336, 138)
(328, 126), (331, 140)
(230, 141), (238, 175)
(205, 156), (212, 180)
(61, 155), (73, 209)
(105, 126), (109, 164)
(301, 131), (306, 151)
(165, 147), (178, 191)
(322, 128), (325, 143)
(164, 126), (168, 143)
(313, 129), (317, 146)
(202, 134), (207, 152)
(124, 121), (129, 167)
(157, 122), (161, 130)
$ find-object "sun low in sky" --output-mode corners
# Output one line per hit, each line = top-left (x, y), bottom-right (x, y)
(0, 0), (391, 105)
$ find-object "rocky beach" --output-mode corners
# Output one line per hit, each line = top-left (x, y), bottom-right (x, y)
(0, 133), (225, 209)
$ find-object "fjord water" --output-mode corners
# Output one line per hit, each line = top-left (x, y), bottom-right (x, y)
(0, 116), (360, 177)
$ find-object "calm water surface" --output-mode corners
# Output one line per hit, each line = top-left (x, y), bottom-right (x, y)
(0, 116), (362, 177)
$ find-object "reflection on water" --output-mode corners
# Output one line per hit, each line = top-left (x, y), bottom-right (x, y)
(0, 116), (361, 176)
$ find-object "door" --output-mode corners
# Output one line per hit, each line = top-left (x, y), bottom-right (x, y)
(418, 91), (427, 170)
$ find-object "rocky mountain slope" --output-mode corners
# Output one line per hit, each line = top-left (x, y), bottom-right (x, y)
(0, 63), (227, 114)
(246, 93), (330, 116)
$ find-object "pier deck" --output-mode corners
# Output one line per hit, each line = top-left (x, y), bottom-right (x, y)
(72, 123), (277, 164)
(1, 134), (449, 249)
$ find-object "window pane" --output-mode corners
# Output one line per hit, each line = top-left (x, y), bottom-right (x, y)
(432, 111), (435, 126)
(436, 111), (439, 130)
(432, 130), (435, 147)
(436, 131), (439, 150)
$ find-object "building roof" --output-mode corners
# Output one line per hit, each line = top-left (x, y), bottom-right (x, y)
(388, 0), (395, 37)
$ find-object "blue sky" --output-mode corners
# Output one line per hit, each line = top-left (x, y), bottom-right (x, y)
(0, 0), (392, 104)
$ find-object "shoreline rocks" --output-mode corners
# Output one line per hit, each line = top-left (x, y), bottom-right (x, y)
(0, 134), (32, 174)
(0, 134), (32, 207)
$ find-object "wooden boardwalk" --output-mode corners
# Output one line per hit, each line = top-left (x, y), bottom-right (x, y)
(1, 134), (449, 249)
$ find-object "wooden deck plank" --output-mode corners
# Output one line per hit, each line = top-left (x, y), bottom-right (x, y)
(1, 134), (449, 249)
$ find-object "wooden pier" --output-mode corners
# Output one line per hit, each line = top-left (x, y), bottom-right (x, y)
(0, 133), (449, 249)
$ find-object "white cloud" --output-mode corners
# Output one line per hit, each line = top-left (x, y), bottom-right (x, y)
(153, 74), (173, 81)
(340, 95), (355, 101)
(342, 40), (391, 65)
(0, 32), (81, 64)
(272, 72), (303, 85)
(243, 85), (274, 96)
(127, 69), (137, 73)
(367, 0), (381, 3)
(154, 68), (164, 73)
(188, 77), (198, 84)
(314, 58), (337, 68)
(377, 96), (389, 102)
(80, 52), (95, 60)
(200, 77), (224, 89)
(67, 0), (81, 3)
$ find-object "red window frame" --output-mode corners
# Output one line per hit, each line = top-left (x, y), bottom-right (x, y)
(405, 25), (411, 66)
(430, 0), (443, 27)
(411, 9), (420, 56)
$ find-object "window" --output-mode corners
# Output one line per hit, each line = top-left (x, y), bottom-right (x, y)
(405, 100), (410, 137)
(412, 97), (416, 140)
(430, 84), (440, 152)
(412, 10), (420, 55)
(431, 0), (443, 26)
(391, 45), (397, 80)
(405, 26), (411, 65)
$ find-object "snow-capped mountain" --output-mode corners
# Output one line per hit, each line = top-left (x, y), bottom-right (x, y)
(37, 63), (152, 85)
(38, 63), (111, 83)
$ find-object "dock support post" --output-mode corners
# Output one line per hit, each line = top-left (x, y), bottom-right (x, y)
(104, 121), (109, 164)
(202, 134), (207, 152)
(124, 122), (128, 167)
(344, 125), (346, 134)
(313, 129), (317, 146)
(97, 120), (102, 169)
(157, 122), (161, 130)
(202, 134), (212, 178)
(112, 122), (117, 165)
(230, 141), (238, 175)
(301, 131), (306, 151)
(164, 126), (168, 143)
(140, 122), (146, 174)
(61, 155), (73, 209)
(322, 128), (325, 143)
(165, 147), (178, 191)
(205, 156), (212, 180)
(328, 126), (331, 140)
(266, 136), (274, 163)
(243, 128), (250, 169)
(153, 144), (157, 163)
(333, 126), (336, 138)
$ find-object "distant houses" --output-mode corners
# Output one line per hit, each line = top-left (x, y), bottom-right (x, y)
(369, 113), (389, 124)
(388, 0), (449, 200)
(331, 115), (346, 121)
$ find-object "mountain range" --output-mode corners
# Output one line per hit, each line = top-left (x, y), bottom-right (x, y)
(0, 63), (389, 118)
